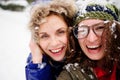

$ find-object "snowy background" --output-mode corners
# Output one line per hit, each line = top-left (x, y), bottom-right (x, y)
(0, 1), (30, 80)
(0, 0), (120, 80)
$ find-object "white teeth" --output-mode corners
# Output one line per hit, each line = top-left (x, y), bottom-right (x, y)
(51, 48), (62, 53)
(87, 45), (99, 48)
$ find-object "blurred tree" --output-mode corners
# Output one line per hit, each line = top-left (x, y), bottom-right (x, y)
(26, 0), (34, 4)
(0, 3), (25, 11)
(0, 0), (27, 11)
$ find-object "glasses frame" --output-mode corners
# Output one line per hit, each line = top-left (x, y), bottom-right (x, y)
(73, 21), (109, 39)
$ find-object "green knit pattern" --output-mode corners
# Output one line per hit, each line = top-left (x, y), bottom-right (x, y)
(74, 11), (114, 25)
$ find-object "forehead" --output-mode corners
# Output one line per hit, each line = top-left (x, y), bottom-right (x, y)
(78, 19), (104, 26)
(38, 14), (67, 32)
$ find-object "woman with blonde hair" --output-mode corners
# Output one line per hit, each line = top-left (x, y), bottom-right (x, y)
(25, 0), (76, 80)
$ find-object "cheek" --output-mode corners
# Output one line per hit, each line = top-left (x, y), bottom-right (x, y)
(62, 35), (68, 44)
(78, 39), (84, 47)
(78, 39), (86, 53)
(101, 33), (107, 44)
(38, 41), (47, 51)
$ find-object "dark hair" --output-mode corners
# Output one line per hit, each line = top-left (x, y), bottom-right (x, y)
(66, 21), (120, 71)
(106, 21), (120, 69)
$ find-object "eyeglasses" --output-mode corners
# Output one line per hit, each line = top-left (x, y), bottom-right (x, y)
(73, 22), (108, 39)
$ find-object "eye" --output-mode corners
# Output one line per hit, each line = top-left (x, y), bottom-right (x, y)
(95, 25), (105, 31)
(39, 34), (49, 40)
(78, 26), (88, 34)
(57, 29), (67, 36)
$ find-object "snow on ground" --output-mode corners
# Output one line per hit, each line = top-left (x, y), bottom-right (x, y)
(0, 9), (30, 80)
(0, 0), (119, 80)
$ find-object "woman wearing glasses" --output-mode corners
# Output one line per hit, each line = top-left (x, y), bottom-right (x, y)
(57, 0), (120, 80)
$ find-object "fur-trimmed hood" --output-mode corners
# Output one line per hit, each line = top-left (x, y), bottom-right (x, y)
(29, 0), (76, 30)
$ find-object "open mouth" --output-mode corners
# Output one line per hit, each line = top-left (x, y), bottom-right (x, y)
(87, 45), (101, 50)
(86, 45), (102, 54)
(49, 46), (64, 54)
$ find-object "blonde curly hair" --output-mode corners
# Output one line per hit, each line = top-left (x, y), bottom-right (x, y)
(28, 0), (76, 43)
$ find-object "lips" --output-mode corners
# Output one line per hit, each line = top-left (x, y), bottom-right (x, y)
(87, 45), (101, 50)
(49, 47), (64, 54)
(86, 45), (102, 54)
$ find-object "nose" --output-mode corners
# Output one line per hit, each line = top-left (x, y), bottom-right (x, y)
(86, 29), (98, 42)
(50, 36), (60, 47)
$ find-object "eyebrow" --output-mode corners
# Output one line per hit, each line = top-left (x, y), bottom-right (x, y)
(38, 27), (67, 34)
(39, 32), (47, 35)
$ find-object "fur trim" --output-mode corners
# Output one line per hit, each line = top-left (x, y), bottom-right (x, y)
(30, 0), (76, 25)
(28, 0), (76, 42)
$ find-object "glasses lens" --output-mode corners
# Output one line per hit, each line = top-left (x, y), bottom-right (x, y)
(94, 23), (106, 36)
(78, 26), (88, 38)
(73, 25), (88, 39)
(73, 22), (106, 39)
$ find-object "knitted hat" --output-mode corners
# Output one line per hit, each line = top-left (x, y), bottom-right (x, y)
(74, 0), (120, 25)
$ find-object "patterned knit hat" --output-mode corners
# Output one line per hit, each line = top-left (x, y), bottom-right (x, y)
(74, 0), (120, 25)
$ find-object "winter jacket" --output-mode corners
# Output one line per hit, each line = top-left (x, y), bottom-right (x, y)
(25, 53), (64, 80)
(57, 63), (120, 80)
(57, 63), (97, 80)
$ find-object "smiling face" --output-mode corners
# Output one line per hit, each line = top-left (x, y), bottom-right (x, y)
(38, 14), (68, 61)
(78, 19), (107, 60)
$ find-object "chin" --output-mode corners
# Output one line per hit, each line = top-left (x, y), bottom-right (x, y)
(89, 56), (103, 60)
(54, 58), (63, 61)
(53, 57), (64, 61)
